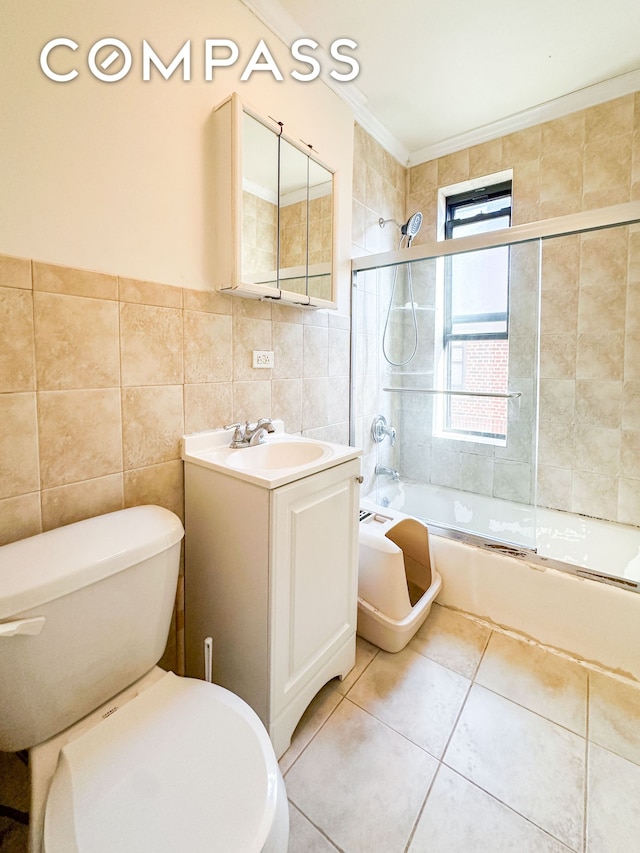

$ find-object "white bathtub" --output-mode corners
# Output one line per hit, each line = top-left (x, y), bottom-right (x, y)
(369, 480), (640, 683)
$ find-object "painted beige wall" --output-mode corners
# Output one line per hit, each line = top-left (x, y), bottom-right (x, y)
(0, 0), (354, 310)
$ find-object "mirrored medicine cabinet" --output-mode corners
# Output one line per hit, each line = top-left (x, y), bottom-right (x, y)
(212, 92), (337, 308)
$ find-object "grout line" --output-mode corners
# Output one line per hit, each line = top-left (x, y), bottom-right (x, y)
(287, 800), (344, 852)
(582, 673), (590, 853)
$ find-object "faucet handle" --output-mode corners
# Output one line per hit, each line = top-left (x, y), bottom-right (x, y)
(224, 422), (245, 446)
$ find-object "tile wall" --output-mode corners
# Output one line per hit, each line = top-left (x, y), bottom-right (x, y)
(351, 123), (407, 489)
(0, 254), (350, 670)
(370, 92), (640, 524)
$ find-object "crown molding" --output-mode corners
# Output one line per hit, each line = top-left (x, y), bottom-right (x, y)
(239, 2), (640, 170)
(409, 68), (640, 166)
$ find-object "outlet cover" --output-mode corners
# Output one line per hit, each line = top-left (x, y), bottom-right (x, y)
(252, 350), (274, 368)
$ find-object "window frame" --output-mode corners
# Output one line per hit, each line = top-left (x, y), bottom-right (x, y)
(441, 180), (512, 441)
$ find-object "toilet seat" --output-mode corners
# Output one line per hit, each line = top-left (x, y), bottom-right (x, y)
(44, 672), (284, 852)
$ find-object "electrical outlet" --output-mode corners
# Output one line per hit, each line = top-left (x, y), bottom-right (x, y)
(252, 350), (274, 369)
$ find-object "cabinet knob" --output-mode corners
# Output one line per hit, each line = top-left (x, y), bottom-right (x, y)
(355, 475), (364, 484)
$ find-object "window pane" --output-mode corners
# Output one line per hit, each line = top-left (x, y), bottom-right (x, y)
(447, 339), (509, 438)
(449, 245), (509, 330)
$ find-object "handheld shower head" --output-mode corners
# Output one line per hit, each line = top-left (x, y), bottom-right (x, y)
(401, 212), (422, 244)
(378, 212), (423, 245)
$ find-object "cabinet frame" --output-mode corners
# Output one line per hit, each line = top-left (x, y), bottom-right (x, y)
(184, 458), (360, 758)
(211, 92), (338, 309)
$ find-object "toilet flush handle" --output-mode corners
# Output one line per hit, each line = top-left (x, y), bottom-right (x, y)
(0, 616), (46, 637)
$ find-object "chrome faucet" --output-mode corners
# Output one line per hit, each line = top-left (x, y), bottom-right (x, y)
(375, 464), (400, 481)
(224, 418), (275, 448)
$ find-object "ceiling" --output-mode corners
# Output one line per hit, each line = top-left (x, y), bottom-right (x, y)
(241, 0), (640, 166)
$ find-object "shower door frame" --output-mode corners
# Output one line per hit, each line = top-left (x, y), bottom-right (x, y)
(349, 201), (640, 583)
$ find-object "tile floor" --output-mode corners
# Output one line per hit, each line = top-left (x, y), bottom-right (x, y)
(1, 602), (639, 852)
(281, 603), (640, 853)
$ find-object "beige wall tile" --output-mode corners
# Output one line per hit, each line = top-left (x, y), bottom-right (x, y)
(539, 334), (577, 380)
(576, 332), (624, 381)
(502, 126), (541, 165)
(541, 111), (585, 153)
(120, 302), (183, 386)
(0, 392), (40, 498)
(182, 287), (232, 315)
(183, 311), (233, 383)
(34, 292), (120, 390)
(329, 327), (350, 377)
(578, 286), (626, 334)
(233, 316), (272, 381)
(0, 492), (42, 545)
(580, 227), (628, 288)
(41, 473), (124, 531)
(571, 470), (618, 519)
(272, 321), (303, 379)
(0, 287), (35, 392)
(437, 150), (469, 188)
(38, 388), (122, 488)
(585, 95), (635, 142)
(232, 379), (271, 424)
(121, 385), (183, 470)
(618, 477), (640, 525)
(541, 234), (581, 291)
(184, 382), (233, 434)
(541, 288), (578, 335)
(539, 379), (576, 424)
(271, 379), (303, 433)
(124, 460), (184, 522)
(33, 261), (117, 300)
(583, 133), (632, 208)
(622, 380), (640, 429)
(303, 325), (329, 378)
(302, 377), (328, 430)
(620, 429), (640, 479)
(624, 332), (640, 380)
(574, 426), (621, 476)
(537, 464), (572, 511)
(119, 276), (182, 309)
(468, 139), (503, 178)
(0, 254), (31, 290)
(539, 150), (583, 218)
(575, 380), (622, 429)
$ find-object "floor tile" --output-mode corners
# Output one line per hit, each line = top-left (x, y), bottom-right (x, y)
(284, 698), (438, 853)
(586, 742), (640, 852)
(408, 765), (572, 853)
(409, 604), (491, 678)
(589, 670), (640, 766)
(444, 684), (585, 850)
(347, 646), (470, 758)
(334, 635), (379, 696)
(279, 680), (343, 774)
(287, 802), (340, 852)
(475, 632), (588, 734)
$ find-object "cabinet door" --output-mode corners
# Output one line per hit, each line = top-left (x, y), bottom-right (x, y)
(270, 460), (360, 717)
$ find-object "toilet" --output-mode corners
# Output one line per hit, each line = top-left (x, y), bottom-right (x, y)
(0, 505), (288, 853)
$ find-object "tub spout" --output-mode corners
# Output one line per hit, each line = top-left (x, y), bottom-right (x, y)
(375, 464), (400, 481)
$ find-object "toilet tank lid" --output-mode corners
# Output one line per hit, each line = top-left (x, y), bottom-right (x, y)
(0, 506), (184, 621)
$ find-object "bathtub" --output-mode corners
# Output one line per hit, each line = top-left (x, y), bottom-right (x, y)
(368, 479), (640, 682)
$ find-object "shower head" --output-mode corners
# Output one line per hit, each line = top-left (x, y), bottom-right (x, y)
(401, 212), (422, 244)
(378, 212), (423, 245)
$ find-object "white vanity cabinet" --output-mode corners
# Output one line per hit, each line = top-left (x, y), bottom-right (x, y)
(183, 430), (361, 758)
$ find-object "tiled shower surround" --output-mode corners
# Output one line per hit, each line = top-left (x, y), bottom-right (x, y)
(0, 255), (351, 670)
(354, 93), (640, 527)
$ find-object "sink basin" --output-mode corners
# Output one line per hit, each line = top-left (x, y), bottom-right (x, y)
(227, 440), (327, 471)
(182, 421), (362, 489)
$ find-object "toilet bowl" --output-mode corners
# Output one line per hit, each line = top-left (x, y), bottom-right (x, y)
(0, 506), (288, 852)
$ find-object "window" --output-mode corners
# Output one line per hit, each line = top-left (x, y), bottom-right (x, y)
(442, 181), (512, 441)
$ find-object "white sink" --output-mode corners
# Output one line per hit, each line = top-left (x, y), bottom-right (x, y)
(227, 439), (327, 471)
(182, 422), (362, 489)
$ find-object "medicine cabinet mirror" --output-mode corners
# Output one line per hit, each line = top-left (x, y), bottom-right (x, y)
(212, 93), (337, 308)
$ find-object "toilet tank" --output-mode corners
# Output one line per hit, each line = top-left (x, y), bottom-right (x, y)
(0, 506), (184, 752)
